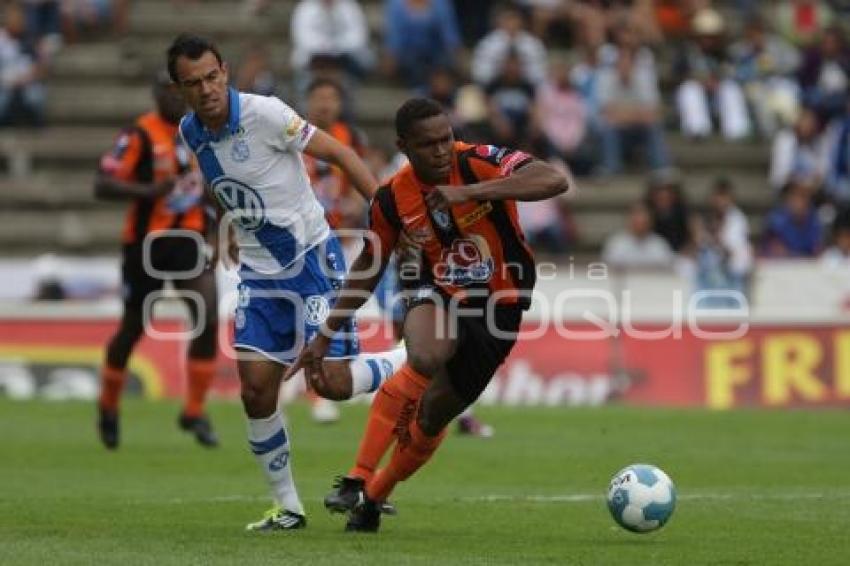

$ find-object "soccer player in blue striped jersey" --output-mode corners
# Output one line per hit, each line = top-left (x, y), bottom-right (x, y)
(167, 34), (405, 531)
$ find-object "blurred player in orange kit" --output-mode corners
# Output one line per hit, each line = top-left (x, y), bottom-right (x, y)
(94, 71), (220, 450)
(303, 77), (369, 237)
(302, 77), (369, 423)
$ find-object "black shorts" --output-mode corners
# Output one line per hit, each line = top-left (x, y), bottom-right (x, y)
(407, 293), (523, 404)
(121, 234), (203, 309)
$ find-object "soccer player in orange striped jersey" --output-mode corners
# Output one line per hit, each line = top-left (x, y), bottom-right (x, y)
(95, 72), (220, 450)
(286, 98), (571, 532)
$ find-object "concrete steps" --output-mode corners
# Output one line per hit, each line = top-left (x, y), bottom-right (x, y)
(3, 0), (774, 256)
(44, 83), (412, 127)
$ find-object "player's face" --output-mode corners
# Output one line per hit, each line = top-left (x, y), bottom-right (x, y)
(399, 114), (454, 185)
(307, 85), (342, 129)
(173, 51), (229, 128)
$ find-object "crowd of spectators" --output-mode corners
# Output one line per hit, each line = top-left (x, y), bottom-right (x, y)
(7, 0), (850, 300)
(236, 0), (850, 303)
(1, 0), (126, 127)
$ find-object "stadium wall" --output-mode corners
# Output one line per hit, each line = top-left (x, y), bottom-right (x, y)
(1, 261), (849, 409)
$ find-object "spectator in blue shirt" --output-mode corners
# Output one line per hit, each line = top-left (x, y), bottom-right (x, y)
(826, 99), (850, 208)
(762, 182), (823, 257)
(383, 0), (462, 91)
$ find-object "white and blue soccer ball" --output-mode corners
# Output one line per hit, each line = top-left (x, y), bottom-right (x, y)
(606, 464), (676, 533)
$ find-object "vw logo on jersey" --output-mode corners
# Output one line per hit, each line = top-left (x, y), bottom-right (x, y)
(231, 138), (250, 162)
(304, 295), (330, 326)
(211, 177), (267, 231)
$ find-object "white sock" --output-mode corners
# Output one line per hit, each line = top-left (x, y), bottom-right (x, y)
(348, 347), (407, 397)
(247, 410), (304, 516)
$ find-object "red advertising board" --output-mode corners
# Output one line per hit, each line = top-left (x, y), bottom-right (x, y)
(1, 318), (849, 409)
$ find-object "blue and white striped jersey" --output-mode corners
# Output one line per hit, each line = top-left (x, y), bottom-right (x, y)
(180, 88), (329, 273)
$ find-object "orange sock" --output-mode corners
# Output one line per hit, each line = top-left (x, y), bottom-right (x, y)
(348, 364), (429, 482)
(366, 417), (447, 502)
(183, 358), (216, 418)
(99, 364), (127, 412)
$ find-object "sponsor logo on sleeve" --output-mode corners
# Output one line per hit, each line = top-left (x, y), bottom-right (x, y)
(285, 115), (305, 138)
(499, 151), (531, 176)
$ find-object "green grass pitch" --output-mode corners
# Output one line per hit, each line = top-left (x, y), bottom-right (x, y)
(1, 400), (849, 565)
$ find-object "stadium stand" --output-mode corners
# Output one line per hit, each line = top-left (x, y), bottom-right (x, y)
(0, 0), (809, 259)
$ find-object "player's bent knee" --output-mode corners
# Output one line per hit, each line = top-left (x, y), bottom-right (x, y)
(416, 407), (450, 437)
(116, 317), (145, 343)
(239, 381), (275, 416)
(407, 350), (449, 379)
(189, 323), (218, 359)
(310, 379), (349, 402)
(313, 363), (353, 401)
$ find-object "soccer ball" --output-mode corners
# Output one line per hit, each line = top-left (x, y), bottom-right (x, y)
(606, 464), (676, 533)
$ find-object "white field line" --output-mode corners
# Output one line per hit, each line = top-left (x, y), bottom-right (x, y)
(462, 492), (850, 503)
(152, 491), (850, 506)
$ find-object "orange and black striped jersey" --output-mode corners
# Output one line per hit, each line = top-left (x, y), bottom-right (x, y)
(303, 121), (366, 229)
(366, 142), (536, 309)
(99, 111), (208, 244)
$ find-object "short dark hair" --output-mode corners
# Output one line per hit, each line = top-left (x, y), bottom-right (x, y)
(167, 34), (224, 82)
(306, 77), (345, 98)
(395, 98), (444, 140)
(712, 176), (734, 195)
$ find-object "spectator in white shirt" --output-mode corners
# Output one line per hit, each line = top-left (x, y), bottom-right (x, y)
(0, 2), (45, 127)
(472, 4), (547, 87)
(290, 0), (373, 93)
(708, 178), (753, 285)
(769, 106), (831, 191)
(820, 220), (850, 268)
(596, 26), (670, 175)
(602, 202), (675, 269)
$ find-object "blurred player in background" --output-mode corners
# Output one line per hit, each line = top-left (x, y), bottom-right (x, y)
(95, 71), (220, 450)
(167, 34), (406, 531)
(303, 77), (368, 239)
(302, 77), (369, 424)
(289, 98), (570, 532)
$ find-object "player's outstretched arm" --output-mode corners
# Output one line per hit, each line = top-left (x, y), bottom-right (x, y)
(303, 128), (378, 201)
(93, 172), (174, 200)
(428, 160), (571, 209)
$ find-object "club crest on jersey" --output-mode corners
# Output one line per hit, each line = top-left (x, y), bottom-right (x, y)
(211, 177), (267, 231)
(433, 237), (494, 287)
(231, 138), (250, 162)
(432, 208), (452, 230)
